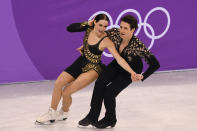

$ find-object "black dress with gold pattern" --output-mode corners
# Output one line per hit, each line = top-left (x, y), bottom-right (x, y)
(64, 23), (106, 79)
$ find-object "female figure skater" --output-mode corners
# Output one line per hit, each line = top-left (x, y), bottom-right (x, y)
(35, 14), (138, 124)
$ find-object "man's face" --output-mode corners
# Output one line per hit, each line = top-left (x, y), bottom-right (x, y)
(119, 21), (133, 39)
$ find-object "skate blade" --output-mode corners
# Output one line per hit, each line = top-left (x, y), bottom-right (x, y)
(96, 125), (115, 129)
(63, 118), (67, 120)
(105, 126), (115, 129)
(57, 118), (67, 121)
(35, 120), (55, 125)
(77, 124), (96, 128)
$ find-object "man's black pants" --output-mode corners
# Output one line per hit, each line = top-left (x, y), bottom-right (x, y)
(87, 62), (132, 122)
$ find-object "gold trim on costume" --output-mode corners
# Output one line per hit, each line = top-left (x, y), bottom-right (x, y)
(81, 27), (103, 74)
(80, 21), (88, 28)
(82, 63), (102, 74)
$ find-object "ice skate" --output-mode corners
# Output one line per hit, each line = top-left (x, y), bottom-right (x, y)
(35, 108), (56, 124)
(56, 107), (69, 121)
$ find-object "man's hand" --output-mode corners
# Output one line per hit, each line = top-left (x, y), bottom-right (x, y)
(77, 45), (83, 55)
(131, 73), (143, 82)
(135, 74), (144, 81)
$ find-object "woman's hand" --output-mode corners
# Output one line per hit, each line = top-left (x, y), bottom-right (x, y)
(131, 72), (137, 82)
(131, 73), (144, 82)
(77, 45), (83, 55)
(88, 19), (94, 26)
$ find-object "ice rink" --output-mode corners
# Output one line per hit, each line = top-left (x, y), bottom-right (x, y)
(0, 70), (197, 131)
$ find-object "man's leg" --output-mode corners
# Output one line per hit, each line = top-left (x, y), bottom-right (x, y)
(96, 74), (131, 128)
(78, 64), (118, 126)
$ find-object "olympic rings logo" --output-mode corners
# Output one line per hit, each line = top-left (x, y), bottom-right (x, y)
(89, 7), (171, 57)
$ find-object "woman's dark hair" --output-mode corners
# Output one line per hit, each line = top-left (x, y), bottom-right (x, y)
(94, 14), (109, 23)
(121, 15), (138, 30)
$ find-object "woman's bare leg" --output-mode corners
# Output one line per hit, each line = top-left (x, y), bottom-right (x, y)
(62, 70), (98, 112)
(50, 71), (75, 110)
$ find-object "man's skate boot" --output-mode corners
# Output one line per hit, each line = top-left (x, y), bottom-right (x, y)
(78, 116), (97, 128)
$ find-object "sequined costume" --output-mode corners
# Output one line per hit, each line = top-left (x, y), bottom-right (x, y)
(64, 23), (106, 78)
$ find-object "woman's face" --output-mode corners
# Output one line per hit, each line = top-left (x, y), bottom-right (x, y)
(94, 20), (108, 36)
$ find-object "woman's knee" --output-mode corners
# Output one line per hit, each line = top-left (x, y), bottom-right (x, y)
(54, 79), (66, 90)
(62, 88), (72, 98)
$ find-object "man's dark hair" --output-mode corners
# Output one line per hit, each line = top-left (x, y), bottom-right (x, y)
(121, 15), (138, 30)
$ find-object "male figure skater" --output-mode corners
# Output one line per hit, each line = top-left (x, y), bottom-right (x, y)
(78, 15), (160, 128)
